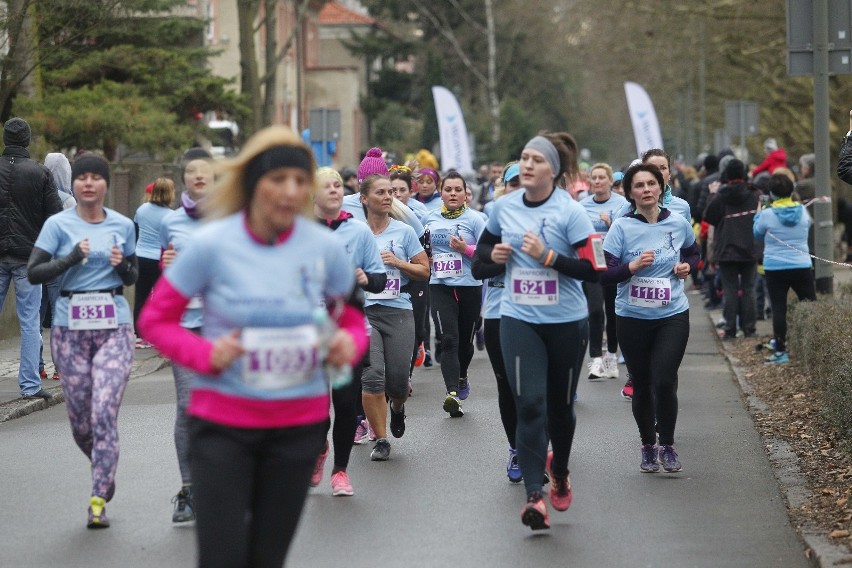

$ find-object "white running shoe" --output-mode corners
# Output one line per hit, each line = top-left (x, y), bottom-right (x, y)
(603, 352), (620, 379)
(587, 357), (605, 381)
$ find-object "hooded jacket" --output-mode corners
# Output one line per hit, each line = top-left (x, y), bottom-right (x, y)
(751, 148), (787, 177)
(0, 146), (63, 262)
(44, 152), (76, 209)
(753, 198), (811, 271)
(703, 180), (759, 262)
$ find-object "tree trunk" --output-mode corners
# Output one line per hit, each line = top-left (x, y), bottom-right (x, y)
(0, 0), (33, 121)
(484, 0), (499, 148)
(237, 0), (262, 135)
(261, 0), (277, 126)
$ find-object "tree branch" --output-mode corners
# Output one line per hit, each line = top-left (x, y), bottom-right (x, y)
(259, 0), (310, 84)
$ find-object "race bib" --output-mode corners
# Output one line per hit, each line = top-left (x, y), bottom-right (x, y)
(511, 268), (559, 306)
(432, 252), (463, 278)
(365, 269), (401, 300)
(187, 295), (204, 310)
(628, 276), (672, 308)
(68, 293), (118, 330)
(242, 325), (320, 389)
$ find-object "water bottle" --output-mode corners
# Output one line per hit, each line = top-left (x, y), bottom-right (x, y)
(313, 307), (352, 389)
(422, 225), (432, 258)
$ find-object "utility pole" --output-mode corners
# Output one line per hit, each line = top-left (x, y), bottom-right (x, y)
(812, 0), (834, 294)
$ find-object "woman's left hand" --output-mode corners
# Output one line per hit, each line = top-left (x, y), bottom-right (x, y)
(674, 262), (690, 279)
(109, 245), (124, 267)
(520, 231), (545, 260)
(355, 268), (368, 286)
(380, 250), (399, 267)
(327, 329), (356, 367)
(449, 235), (467, 254)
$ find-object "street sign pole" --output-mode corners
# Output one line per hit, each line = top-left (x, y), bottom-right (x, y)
(813, 0), (834, 294)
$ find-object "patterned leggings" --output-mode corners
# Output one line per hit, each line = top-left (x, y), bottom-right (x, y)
(51, 324), (134, 500)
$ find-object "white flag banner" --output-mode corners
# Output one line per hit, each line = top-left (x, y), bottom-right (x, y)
(624, 81), (664, 157)
(432, 86), (473, 172)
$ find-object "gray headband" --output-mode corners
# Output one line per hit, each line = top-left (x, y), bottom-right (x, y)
(524, 136), (560, 178)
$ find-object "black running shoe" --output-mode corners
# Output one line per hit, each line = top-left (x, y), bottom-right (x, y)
(389, 401), (406, 438)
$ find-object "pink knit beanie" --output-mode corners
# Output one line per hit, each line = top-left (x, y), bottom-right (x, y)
(357, 147), (388, 182)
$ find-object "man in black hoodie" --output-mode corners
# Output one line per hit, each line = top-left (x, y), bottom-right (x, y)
(703, 158), (759, 339)
(0, 118), (62, 399)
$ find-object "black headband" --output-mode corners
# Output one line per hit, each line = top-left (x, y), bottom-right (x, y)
(244, 146), (313, 196)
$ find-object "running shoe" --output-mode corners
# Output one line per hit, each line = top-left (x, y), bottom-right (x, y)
(545, 451), (572, 511)
(330, 470), (354, 496)
(443, 392), (464, 417)
(621, 375), (634, 400)
(764, 351), (789, 365)
(618, 353), (625, 364)
(423, 350), (433, 368)
(310, 441), (329, 486)
(414, 342), (426, 367)
(370, 438), (391, 461)
(457, 377), (470, 400)
(520, 493), (550, 530)
(587, 357), (605, 381)
(640, 444), (660, 473)
(475, 327), (485, 351)
(657, 445), (682, 472)
(354, 418), (369, 445)
(39, 369), (47, 380)
(87, 496), (110, 529)
(603, 352), (619, 379)
(135, 338), (152, 349)
(51, 372), (60, 380)
(507, 448), (522, 483)
(367, 420), (377, 441)
(172, 486), (195, 522)
(389, 401), (406, 438)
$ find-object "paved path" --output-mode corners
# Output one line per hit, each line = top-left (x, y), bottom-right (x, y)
(0, 295), (819, 567)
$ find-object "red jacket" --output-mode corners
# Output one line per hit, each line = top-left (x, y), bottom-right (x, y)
(751, 148), (787, 176)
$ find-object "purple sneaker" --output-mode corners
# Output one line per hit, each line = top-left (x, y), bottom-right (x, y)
(658, 445), (682, 472)
(640, 444), (659, 473)
(457, 378), (470, 400)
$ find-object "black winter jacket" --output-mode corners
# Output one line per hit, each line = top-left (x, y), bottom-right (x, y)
(702, 180), (759, 263)
(0, 146), (62, 262)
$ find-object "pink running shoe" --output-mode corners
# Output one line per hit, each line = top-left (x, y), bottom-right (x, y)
(367, 420), (376, 441)
(330, 470), (354, 496)
(545, 451), (573, 511)
(520, 494), (550, 530)
(354, 419), (369, 445)
(310, 441), (329, 487)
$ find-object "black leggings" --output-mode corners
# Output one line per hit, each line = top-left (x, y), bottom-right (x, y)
(189, 418), (325, 568)
(500, 316), (588, 497)
(484, 318), (516, 448)
(617, 311), (689, 446)
(765, 268), (816, 353)
(584, 281), (617, 357)
(408, 279), (429, 374)
(328, 359), (365, 471)
(430, 284), (482, 392)
(133, 257), (161, 336)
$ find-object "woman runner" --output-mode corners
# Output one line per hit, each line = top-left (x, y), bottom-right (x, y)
(139, 126), (367, 567)
(28, 155), (138, 528)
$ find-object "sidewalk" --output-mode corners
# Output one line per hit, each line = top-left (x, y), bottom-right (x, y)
(0, 332), (169, 423)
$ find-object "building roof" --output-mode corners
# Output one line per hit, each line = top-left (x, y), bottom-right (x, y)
(319, 2), (375, 26)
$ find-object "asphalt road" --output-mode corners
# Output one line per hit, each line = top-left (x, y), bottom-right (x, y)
(0, 296), (812, 568)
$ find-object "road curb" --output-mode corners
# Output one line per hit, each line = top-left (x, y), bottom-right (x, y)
(709, 310), (852, 566)
(0, 355), (170, 424)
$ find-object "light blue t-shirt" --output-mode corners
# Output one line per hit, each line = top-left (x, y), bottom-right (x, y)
(134, 202), (173, 260)
(160, 207), (203, 329)
(405, 197), (428, 220)
(579, 193), (628, 235)
(486, 188), (594, 324)
(365, 219), (424, 310)
(753, 204), (812, 271)
(482, 272), (505, 320)
(34, 207), (136, 327)
(603, 211), (695, 320)
(422, 207), (486, 287)
(341, 193), (425, 237)
(327, 217), (384, 275)
(164, 214), (355, 402)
